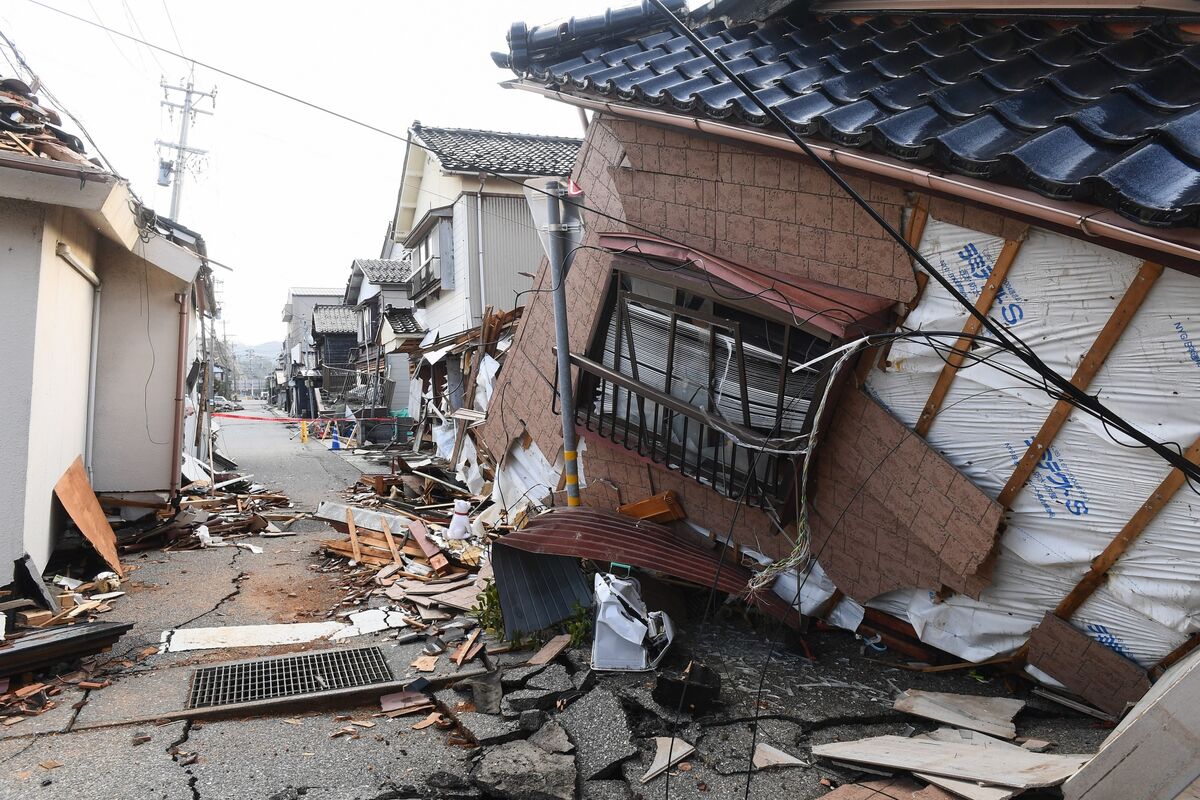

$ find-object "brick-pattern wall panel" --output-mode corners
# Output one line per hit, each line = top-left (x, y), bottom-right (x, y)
(811, 389), (1004, 601)
(1026, 612), (1151, 716)
(617, 121), (918, 303)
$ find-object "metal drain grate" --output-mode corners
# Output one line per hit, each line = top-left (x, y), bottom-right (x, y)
(187, 646), (394, 709)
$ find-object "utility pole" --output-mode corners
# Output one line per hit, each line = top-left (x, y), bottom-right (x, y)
(546, 181), (580, 506)
(156, 69), (215, 221)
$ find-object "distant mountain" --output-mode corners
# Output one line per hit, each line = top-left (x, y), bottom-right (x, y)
(239, 341), (282, 359)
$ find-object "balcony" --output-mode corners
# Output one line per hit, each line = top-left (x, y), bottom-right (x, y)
(408, 256), (441, 303)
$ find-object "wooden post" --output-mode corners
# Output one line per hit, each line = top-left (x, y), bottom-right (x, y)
(346, 508), (363, 564)
(380, 518), (402, 566)
(998, 261), (1163, 507)
(914, 235), (1024, 437)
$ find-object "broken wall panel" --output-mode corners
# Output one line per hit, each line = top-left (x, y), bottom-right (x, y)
(865, 216), (1200, 668)
(1026, 612), (1151, 718)
(812, 388), (1003, 601)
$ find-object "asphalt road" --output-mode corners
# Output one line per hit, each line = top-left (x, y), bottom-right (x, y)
(0, 401), (471, 800)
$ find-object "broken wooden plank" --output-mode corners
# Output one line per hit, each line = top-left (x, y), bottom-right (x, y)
(54, 457), (123, 575)
(408, 519), (449, 574)
(454, 629), (481, 668)
(526, 634), (572, 666)
(410, 654), (439, 672)
(346, 509), (363, 563)
(427, 582), (486, 612)
(893, 689), (1024, 739)
(996, 260), (1163, 507)
(617, 491), (686, 524)
(812, 736), (1089, 789)
(914, 235), (1024, 437)
(380, 519), (402, 566)
(914, 729), (1025, 800)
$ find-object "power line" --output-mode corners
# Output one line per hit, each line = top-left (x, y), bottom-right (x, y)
(29, 0), (1200, 487)
(640, 0), (1200, 486)
(159, 0), (185, 57)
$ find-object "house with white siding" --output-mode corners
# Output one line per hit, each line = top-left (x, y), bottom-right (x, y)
(380, 122), (581, 419)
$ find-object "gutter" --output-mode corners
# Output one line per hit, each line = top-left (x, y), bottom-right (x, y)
(56, 243), (101, 481)
(170, 291), (189, 498)
(507, 81), (1200, 268)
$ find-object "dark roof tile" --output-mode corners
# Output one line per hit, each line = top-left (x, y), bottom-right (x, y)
(312, 305), (359, 335)
(384, 307), (425, 337)
(507, 8), (1200, 228)
(412, 122), (581, 176)
(353, 258), (411, 285)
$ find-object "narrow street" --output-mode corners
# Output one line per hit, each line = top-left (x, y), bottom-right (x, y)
(0, 403), (476, 800)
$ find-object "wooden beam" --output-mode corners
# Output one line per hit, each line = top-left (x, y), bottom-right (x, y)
(1054, 434), (1200, 620)
(1152, 633), (1200, 680)
(997, 261), (1163, 507)
(380, 518), (402, 566)
(855, 201), (930, 386)
(346, 508), (363, 564)
(914, 236), (1024, 437)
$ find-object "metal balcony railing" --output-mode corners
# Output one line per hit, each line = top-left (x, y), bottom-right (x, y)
(562, 352), (800, 509)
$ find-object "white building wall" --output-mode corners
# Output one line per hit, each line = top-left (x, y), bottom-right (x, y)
(0, 199), (44, 572)
(23, 207), (97, 571)
(91, 240), (188, 492)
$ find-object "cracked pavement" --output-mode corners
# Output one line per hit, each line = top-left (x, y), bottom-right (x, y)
(0, 403), (1112, 798)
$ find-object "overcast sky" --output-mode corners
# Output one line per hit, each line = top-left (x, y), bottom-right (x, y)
(0, 0), (652, 345)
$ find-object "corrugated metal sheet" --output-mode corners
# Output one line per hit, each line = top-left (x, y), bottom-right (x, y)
(491, 545), (591, 641)
(500, 508), (802, 629)
(480, 194), (542, 313)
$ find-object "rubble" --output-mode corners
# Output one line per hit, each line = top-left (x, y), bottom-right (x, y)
(528, 719), (573, 755)
(557, 688), (637, 780)
(473, 739), (576, 800)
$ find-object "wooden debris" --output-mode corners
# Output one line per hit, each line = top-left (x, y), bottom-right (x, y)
(752, 743), (805, 770)
(618, 491), (686, 523)
(527, 634), (572, 666)
(54, 457), (123, 575)
(894, 689), (1025, 739)
(410, 655), (439, 673)
(812, 735), (1089, 789)
(411, 712), (445, 730)
(454, 629), (482, 667)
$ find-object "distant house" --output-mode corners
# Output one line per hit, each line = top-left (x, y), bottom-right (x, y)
(0, 77), (212, 581)
(310, 304), (360, 400)
(341, 258), (421, 425)
(280, 287), (342, 416)
(386, 122), (580, 335)
(381, 122), (581, 420)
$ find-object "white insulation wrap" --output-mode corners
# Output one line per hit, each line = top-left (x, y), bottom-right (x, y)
(865, 217), (1200, 668)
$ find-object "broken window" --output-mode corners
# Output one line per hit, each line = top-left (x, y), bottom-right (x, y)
(572, 267), (833, 510)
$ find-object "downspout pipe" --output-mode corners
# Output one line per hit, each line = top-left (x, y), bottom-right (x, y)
(477, 191), (487, 321)
(55, 243), (101, 481)
(546, 181), (581, 506)
(170, 291), (189, 498)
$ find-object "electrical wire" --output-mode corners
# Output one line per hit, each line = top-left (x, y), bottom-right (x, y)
(641, 0), (1200, 488)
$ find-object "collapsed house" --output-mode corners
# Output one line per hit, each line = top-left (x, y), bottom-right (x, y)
(278, 287), (343, 416)
(481, 0), (1200, 715)
(0, 74), (215, 584)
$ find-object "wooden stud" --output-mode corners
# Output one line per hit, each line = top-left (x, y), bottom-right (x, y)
(1151, 633), (1200, 680)
(1054, 434), (1200, 621)
(914, 236), (1024, 437)
(998, 261), (1163, 507)
(380, 518), (402, 566)
(346, 508), (363, 564)
(855, 200), (931, 386)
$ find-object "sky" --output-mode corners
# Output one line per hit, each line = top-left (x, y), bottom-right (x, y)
(0, 0), (645, 345)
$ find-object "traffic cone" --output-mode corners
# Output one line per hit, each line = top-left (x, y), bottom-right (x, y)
(300, 421), (308, 443)
(331, 424), (340, 451)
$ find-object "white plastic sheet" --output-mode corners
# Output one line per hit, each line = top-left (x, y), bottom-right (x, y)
(864, 218), (1200, 667)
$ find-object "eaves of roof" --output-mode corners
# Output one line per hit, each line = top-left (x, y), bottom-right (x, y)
(498, 7), (1200, 245)
(401, 205), (454, 248)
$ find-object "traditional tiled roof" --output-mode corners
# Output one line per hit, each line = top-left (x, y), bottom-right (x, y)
(312, 304), (359, 335)
(412, 121), (582, 176)
(385, 307), (425, 337)
(498, 7), (1200, 228)
(0, 76), (94, 167)
(354, 258), (411, 285)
